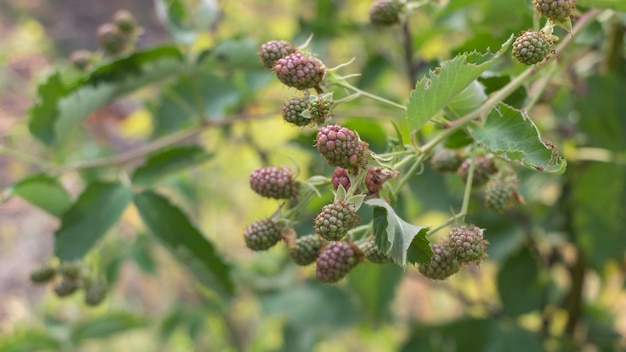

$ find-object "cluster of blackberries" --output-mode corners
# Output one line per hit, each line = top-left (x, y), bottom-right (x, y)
(69, 9), (140, 71)
(429, 149), (521, 214)
(419, 225), (488, 280)
(512, 0), (576, 65)
(29, 262), (107, 306)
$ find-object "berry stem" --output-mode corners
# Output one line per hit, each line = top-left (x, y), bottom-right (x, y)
(334, 80), (407, 111)
(459, 148), (477, 223)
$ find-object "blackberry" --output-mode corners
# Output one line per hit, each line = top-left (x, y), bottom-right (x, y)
(84, 279), (108, 306)
(249, 166), (299, 199)
(314, 201), (358, 241)
(308, 95), (334, 124)
(369, 0), (403, 26)
(113, 9), (138, 35)
(457, 156), (497, 187)
(29, 266), (56, 284)
(316, 242), (362, 283)
(430, 149), (463, 174)
(282, 97), (311, 126)
(363, 240), (390, 264)
(512, 30), (555, 65)
(331, 167), (352, 191)
(259, 40), (297, 70)
(316, 125), (369, 171)
(53, 278), (80, 297)
(533, 0), (576, 23)
(418, 242), (460, 280)
(70, 50), (92, 71)
(485, 178), (516, 213)
(447, 225), (487, 265)
(244, 219), (283, 251)
(289, 235), (324, 266)
(97, 23), (127, 55)
(273, 52), (326, 90)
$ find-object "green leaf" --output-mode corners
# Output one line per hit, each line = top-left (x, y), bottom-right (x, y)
(55, 182), (132, 260)
(470, 103), (567, 173)
(70, 312), (146, 344)
(406, 35), (513, 131)
(134, 190), (234, 296)
(28, 45), (185, 145)
(486, 322), (543, 352)
(0, 330), (59, 352)
(130, 235), (157, 275)
(8, 173), (72, 217)
(155, 0), (221, 44)
(348, 262), (404, 325)
(131, 145), (213, 186)
(447, 80), (487, 118)
(497, 246), (547, 317)
(572, 163), (626, 269)
(402, 318), (494, 352)
(577, 0), (626, 11)
(366, 198), (431, 267)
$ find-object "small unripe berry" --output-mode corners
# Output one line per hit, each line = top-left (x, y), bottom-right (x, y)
(273, 52), (326, 90)
(60, 262), (81, 280)
(430, 149), (463, 174)
(97, 23), (127, 55)
(363, 240), (390, 264)
(369, 0), (403, 26)
(316, 125), (369, 171)
(249, 166), (299, 199)
(53, 278), (79, 297)
(485, 179), (516, 213)
(69, 50), (92, 71)
(282, 97), (311, 126)
(113, 10), (138, 34)
(512, 30), (555, 65)
(308, 95), (334, 124)
(244, 219), (283, 251)
(447, 225), (488, 265)
(259, 40), (297, 70)
(314, 201), (358, 241)
(457, 156), (497, 187)
(419, 242), (460, 280)
(84, 279), (108, 306)
(316, 242), (362, 283)
(29, 266), (56, 284)
(533, 0), (576, 23)
(289, 235), (324, 266)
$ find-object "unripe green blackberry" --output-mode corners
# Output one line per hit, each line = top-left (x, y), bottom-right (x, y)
(369, 0), (403, 26)
(289, 235), (324, 266)
(273, 52), (326, 90)
(447, 225), (487, 265)
(282, 97), (311, 126)
(512, 30), (554, 65)
(363, 240), (390, 264)
(418, 242), (460, 280)
(259, 40), (297, 70)
(29, 266), (56, 284)
(249, 166), (299, 199)
(244, 219), (283, 251)
(84, 279), (108, 306)
(308, 95), (333, 124)
(314, 201), (358, 241)
(53, 278), (79, 297)
(331, 167), (352, 191)
(70, 50), (92, 71)
(457, 156), (498, 187)
(316, 242), (362, 283)
(430, 149), (463, 174)
(485, 179), (516, 213)
(60, 262), (81, 280)
(113, 10), (138, 35)
(97, 23), (127, 55)
(533, 0), (576, 23)
(316, 125), (369, 171)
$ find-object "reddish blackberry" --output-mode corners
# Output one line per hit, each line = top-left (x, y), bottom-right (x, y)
(316, 242), (362, 283)
(363, 240), (390, 263)
(249, 166), (299, 199)
(314, 201), (358, 241)
(316, 125), (369, 171)
(289, 235), (324, 266)
(430, 149), (463, 174)
(331, 167), (352, 191)
(273, 52), (326, 90)
(418, 242), (460, 280)
(447, 225), (488, 265)
(244, 219), (283, 251)
(457, 156), (498, 187)
(259, 40), (297, 70)
(533, 0), (576, 23)
(369, 0), (403, 26)
(512, 30), (555, 65)
(282, 97), (311, 126)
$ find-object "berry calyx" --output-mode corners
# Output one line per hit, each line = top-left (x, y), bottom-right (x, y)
(249, 166), (299, 199)
(316, 242), (362, 283)
(533, 0), (576, 24)
(369, 0), (403, 26)
(29, 266), (56, 284)
(259, 40), (297, 70)
(457, 156), (498, 187)
(316, 125), (369, 172)
(363, 240), (390, 264)
(419, 242), (460, 280)
(97, 23), (128, 55)
(273, 52), (326, 90)
(314, 201), (358, 241)
(512, 30), (555, 65)
(244, 219), (283, 251)
(430, 148), (463, 174)
(447, 225), (488, 265)
(308, 94), (334, 124)
(289, 235), (324, 266)
(282, 97), (311, 126)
